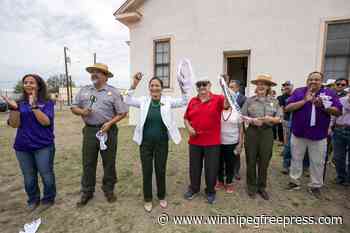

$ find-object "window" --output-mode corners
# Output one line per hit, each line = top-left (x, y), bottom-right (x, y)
(154, 39), (171, 88)
(323, 21), (350, 81)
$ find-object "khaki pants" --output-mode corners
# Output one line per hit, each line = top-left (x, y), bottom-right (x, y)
(290, 134), (327, 188)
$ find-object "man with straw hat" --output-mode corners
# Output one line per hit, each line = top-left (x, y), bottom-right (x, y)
(241, 74), (283, 200)
(71, 63), (128, 207)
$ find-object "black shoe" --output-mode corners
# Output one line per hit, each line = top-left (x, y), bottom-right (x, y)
(308, 187), (321, 199)
(281, 167), (289, 175)
(76, 193), (93, 207)
(286, 182), (301, 191)
(247, 190), (256, 199)
(257, 190), (270, 200)
(184, 190), (198, 200)
(105, 192), (117, 203)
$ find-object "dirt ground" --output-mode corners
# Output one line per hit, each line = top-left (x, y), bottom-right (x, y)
(0, 109), (349, 233)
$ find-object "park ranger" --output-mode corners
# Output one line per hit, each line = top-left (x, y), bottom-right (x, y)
(71, 63), (128, 207)
(241, 74), (283, 200)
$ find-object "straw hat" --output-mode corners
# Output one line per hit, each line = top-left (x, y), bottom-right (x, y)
(251, 74), (277, 86)
(86, 63), (114, 78)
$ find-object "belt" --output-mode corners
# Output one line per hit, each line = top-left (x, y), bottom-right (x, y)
(85, 123), (105, 128)
(334, 124), (350, 130)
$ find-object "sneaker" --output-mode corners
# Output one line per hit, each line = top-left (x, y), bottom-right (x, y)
(27, 202), (40, 213)
(235, 174), (241, 181)
(207, 194), (216, 204)
(215, 181), (225, 191)
(281, 167), (289, 175)
(287, 182), (301, 191)
(144, 202), (153, 212)
(183, 190), (198, 200)
(225, 183), (234, 194)
(159, 199), (168, 209)
(308, 187), (321, 199)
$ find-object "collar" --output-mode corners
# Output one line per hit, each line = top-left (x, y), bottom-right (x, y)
(195, 92), (213, 103)
(90, 84), (108, 92)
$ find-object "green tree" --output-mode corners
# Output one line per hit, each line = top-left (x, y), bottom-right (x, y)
(14, 80), (23, 94)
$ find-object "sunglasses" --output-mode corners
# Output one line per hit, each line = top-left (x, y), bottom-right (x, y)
(196, 81), (209, 88)
(336, 83), (347, 87)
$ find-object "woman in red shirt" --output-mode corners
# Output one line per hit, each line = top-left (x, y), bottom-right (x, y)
(184, 77), (225, 204)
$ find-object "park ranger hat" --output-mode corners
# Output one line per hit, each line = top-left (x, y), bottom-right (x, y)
(86, 63), (114, 78)
(251, 74), (277, 87)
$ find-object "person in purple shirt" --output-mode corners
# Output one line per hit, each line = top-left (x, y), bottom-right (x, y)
(285, 71), (342, 198)
(2, 74), (56, 212)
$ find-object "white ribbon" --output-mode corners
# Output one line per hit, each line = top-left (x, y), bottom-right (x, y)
(96, 131), (108, 151)
(219, 76), (241, 114)
(19, 218), (41, 233)
(310, 104), (316, 127)
(176, 58), (194, 93)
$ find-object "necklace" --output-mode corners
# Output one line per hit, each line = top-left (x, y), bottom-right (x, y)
(222, 109), (233, 122)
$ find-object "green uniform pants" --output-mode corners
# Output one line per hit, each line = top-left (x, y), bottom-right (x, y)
(245, 126), (274, 193)
(81, 125), (118, 194)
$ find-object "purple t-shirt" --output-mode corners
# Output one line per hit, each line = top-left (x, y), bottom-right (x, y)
(14, 100), (55, 152)
(287, 87), (342, 141)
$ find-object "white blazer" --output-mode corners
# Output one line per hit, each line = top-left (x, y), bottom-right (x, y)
(124, 89), (189, 145)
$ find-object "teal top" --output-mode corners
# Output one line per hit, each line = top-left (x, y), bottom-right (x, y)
(142, 99), (169, 142)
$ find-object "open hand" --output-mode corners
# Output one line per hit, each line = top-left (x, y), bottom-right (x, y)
(1, 95), (18, 110)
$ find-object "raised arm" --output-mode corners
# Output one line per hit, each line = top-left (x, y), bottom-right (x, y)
(124, 72), (143, 108)
(2, 96), (20, 128)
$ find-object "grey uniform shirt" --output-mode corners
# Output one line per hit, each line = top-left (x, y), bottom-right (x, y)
(241, 96), (283, 126)
(72, 84), (128, 125)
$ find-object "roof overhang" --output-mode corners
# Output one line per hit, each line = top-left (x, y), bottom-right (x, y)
(114, 0), (145, 26)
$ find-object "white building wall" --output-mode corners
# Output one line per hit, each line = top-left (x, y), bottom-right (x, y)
(127, 0), (350, 126)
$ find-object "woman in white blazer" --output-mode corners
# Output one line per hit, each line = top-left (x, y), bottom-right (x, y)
(124, 73), (189, 212)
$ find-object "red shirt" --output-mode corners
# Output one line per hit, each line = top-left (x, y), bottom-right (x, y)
(184, 93), (225, 146)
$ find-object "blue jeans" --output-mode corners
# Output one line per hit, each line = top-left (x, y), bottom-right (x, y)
(333, 128), (350, 182)
(16, 145), (56, 205)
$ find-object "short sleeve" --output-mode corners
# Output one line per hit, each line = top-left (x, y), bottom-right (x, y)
(184, 98), (194, 120)
(287, 88), (303, 105)
(241, 99), (249, 116)
(72, 89), (83, 107)
(42, 101), (54, 123)
(330, 92), (343, 111)
(217, 95), (225, 112)
(113, 91), (129, 114)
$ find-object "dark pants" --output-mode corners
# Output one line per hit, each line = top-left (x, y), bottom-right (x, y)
(81, 125), (118, 194)
(218, 144), (238, 184)
(273, 123), (284, 142)
(16, 145), (56, 205)
(189, 145), (220, 195)
(333, 128), (350, 183)
(245, 126), (273, 193)
(140, 140), (168, 202)
(233, 152), (241, 178)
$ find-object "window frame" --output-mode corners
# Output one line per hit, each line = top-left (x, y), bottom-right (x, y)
(153, 38), (171, 88)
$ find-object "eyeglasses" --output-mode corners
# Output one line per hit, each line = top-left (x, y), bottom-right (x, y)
(196, 81), (209, 88)
(336, 83), (347, 87)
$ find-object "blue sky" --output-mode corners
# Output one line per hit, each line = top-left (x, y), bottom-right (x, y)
(0, 0), (130, 89)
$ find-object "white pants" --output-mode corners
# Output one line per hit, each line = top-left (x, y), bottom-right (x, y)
(290, 134), (327, 188)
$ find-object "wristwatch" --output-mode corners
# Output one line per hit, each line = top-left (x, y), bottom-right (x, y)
(31, 105), (39, 110)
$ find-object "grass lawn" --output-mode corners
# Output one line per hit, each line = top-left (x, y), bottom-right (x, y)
(0, 109), (349, 233)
